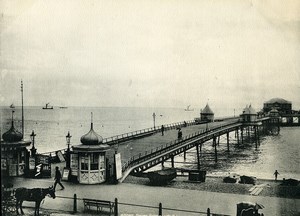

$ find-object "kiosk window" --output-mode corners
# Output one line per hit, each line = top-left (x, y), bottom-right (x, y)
(90, 153), (99, 170)
(99, 155), (105, 169)
(81, 155), (88, 170)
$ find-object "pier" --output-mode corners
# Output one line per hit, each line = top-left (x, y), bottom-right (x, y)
(38, 113), (278, 183)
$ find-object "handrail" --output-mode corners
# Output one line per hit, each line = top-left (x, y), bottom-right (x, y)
(39, 119), (198, 156)
(122, 121), (241, 172)
(102, 119), (197, 144)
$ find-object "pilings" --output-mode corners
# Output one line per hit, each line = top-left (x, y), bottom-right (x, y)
(196, 144), (200, 170)
(213, 136), (217, 163)
(226, 132), (229, 152)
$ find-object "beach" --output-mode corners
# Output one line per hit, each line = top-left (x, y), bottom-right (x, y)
(124, 175), (300, 199)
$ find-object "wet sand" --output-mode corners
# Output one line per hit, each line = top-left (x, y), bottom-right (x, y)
(124, 175), (300, 199)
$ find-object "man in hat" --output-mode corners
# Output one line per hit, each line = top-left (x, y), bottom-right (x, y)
(54, 166), (65, 191)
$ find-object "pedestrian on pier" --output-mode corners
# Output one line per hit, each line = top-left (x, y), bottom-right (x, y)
(274, 170), (280, 181)
(54, 166), (65, 191)
(178, 128), (182, 139)
(161, 125), (165, 136)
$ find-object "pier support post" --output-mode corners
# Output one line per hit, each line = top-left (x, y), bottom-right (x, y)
(196, 144), (200, 170)
(241, 127), (244, 144)
(161, 161), (164, 168)
(217, 136), (220, 146)
(171, 156), (174, 168)
(213, 136), (217, 163)
(255, 126), (258, 149)
(183, 151), (186, 160)
(236, 129), (239, 145)
(227, 132), (230, 152)
(248, 126), (250, 138)
(257, 126), (260, 145)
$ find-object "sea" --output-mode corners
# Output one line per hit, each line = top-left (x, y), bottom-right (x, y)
(1, 106), (299, 180)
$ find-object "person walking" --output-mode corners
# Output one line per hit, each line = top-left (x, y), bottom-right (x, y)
(274, 170), (279, 181)
(178, 128), (182, 139)
(54, 166), (65, 191)
(161, 125), (165, 136)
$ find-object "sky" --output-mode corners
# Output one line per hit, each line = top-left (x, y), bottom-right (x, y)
(0, 0), (299, 113)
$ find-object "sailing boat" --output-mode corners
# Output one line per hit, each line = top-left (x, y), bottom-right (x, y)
(10, 103), (15, 109)
(42, 103), (53, 109)
(184, 105), (194, 111)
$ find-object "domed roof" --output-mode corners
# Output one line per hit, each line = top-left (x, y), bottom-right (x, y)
(243, 105), (257, 115)
(265, 98), (291, 104)
(2, 112), (23, 142)
(201, 104), (214, 114)
(80, 123), (103, 145)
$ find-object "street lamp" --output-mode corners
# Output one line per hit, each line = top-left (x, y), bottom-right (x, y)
(30, 130), (37, 157)
(153, 112), (156, 129)
(66, 131), (72, 168)
(66, 131), (72, 152)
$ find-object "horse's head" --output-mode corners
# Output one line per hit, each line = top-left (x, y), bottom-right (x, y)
(48, 186), (56, 199)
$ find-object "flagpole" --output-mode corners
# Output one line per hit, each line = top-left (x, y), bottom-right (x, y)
(21, 80), (24, 140)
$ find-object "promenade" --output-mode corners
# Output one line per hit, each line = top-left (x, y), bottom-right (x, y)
(8, 177), (300, 216)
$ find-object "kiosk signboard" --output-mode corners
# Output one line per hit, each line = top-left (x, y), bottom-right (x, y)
(115, 153), (122, 180)
(35, 154), (51, 178)
(62, 168), (70, 181)
(29, 157), (35, 170)
(70, 154), (78, 176)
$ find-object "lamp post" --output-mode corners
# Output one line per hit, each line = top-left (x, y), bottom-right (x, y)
(30, 130), (37, 157)
(66, 131), (72, 168)
(153, 112), (156, 129)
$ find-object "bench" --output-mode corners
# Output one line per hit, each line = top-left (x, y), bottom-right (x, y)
(83, 198), (114, 215)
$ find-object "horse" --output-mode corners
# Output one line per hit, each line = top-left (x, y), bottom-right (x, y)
(15, 186), (56, 216)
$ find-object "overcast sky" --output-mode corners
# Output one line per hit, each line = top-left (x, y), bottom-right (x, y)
(1, 0), (299, 112)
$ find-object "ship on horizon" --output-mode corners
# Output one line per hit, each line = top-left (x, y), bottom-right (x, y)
(184, 105), (194, 111)
(42, 103), (53, 110)
(10, 103), (15, 109)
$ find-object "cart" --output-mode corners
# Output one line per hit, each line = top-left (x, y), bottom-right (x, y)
(236, 201), (264, 216)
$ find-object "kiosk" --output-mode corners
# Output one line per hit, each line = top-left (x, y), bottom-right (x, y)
(1, 112), (31, 177)
(71, 114), (110, 184)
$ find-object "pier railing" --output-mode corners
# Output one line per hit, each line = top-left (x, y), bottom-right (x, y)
(102, 119), (197, 145)
(121, 121), (241, 172)
(39, 119), (197, 157)
(20, 194), (229, 216)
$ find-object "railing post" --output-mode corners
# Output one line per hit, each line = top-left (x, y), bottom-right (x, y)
(207, 208), (210, 216)
(114, 198), (118, 216)
(73, 193), (77, 213)
(158, 202), (162, 216)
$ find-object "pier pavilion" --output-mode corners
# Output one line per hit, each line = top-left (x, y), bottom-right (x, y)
(263, 98), (292, 114)
(71, 115), (110, 184)
(1, 111), (31, 177)
(200, 104), (214, 122)
(241, 105), (257, 122)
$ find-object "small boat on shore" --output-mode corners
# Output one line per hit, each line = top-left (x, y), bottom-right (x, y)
(147, 168), (177, 185)
(42, 103), (53, 110)
(184, 105), (194, 111)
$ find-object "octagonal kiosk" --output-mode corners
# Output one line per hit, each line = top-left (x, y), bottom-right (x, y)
(72, 116), (110, 184)
(1, 111), (31, 177)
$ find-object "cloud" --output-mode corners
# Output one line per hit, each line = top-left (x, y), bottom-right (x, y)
(1, 0), (299, 111)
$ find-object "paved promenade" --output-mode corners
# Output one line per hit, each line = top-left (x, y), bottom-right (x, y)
(8, 177), (300, 216)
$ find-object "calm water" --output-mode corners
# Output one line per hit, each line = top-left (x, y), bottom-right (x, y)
(1, 106), (299, 180)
